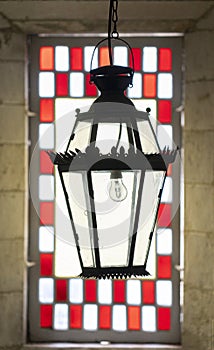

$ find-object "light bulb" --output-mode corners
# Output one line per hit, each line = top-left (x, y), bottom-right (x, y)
(109, 171), (128, 202)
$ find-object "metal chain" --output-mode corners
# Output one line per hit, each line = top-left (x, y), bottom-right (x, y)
(111, 0), (119, 37)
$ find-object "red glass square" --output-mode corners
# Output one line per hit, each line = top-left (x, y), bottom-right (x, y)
(40, 99), (54, 122)
(158, 307), (171, 330)
(143, 74), (156, 98)
(159, 48), (172, 72)
(85, 280), (97, 302)
(70, 305), (82, 329)
(167, 164), (172, 176)
(56, 73), (68, 96)
(142, 281), (155, 304)
(40, 151), (53, 174)
(158, 100), (172, 123)
(128, 306), (140, 330)
(40, 202), (54, 225)
(158, 256), (172, 278)
(70, 48), (83, 71)
(158, 203), (171, 227)
(130, 48), (141, 71)
(86, 73), (97, 97)
(40, 253), (53, 276)
(113, 280), (125, 303)
(100, 47), (110, 66)
(40, 47), (54, 71)
(40, 305), (53, 328)
(99, 305), (111, 329)
(56, 279), (67, 301)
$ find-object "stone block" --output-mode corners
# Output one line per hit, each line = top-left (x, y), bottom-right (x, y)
(185, 232), (214, 290)
(0, 191), (25, 239)
(0, 239), (24, 292)
(185, 81), (214, 131)
(0, 32), (25, 60)
(185, 184), (213, 233)
(185, 31), (214, 82)
(0, 105), (25, 144)
(184, 130), (214, 184)
(197, 5), (214, 30)
(183, 287), (214, 350)
(0, 144), (25, 191)
(0, 291), (23, 346)
(0, 61), (24, 104)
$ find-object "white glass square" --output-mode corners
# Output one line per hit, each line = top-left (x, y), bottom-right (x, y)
(39, 278), (54, 303)
(55, 46), (69, 71)
(70, 72), (84, 97)
(39, 72), (55, 97)
(39, 123), (54, 149)
(142, 306), (156, 332)
(83, 304), (98, 330)
(157, 228), (172, 255)
(112, 305), (126, 331)
(39, 226), (54, 252)
(54, 304), (69, 330)
(84, 46), (98, 71)
(143, 47), (157, 72)
(127, 280), (141, 305)
(39, 175), (55, 201)
(158, 73), (173, 98)
(98, 280), (112, 304)
(113, 46), (128, 66)
(127, 73), (142, 98)
(69, 279), (83, 303)
(161, 177), (173, 203)
(156, 280), (172, 306)
(157, 124), (173, 151)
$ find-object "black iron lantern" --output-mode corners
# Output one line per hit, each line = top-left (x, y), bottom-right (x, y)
(48, 0), (177, 279)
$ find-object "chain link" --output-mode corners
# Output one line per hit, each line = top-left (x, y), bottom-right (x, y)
(111, 0), (119, 37)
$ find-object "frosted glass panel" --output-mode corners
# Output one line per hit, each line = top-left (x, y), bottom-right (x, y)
(39, 278), (54, 303)
(39, 175), (55, 200)
(127, 73), (142, 98)
(70, 72), (84, 97)
(127, 280), (141, 305)
(39, 72), (54, 97)
(55, 46), (69, 71)
(69, 279), (83, 303)
(134, 99), (157, 119)
(112, 305), (127, 331)
(54, 304), (69, 330)
(114, 46), (128, 66)
(84, 46), (98, 71)
(157, 228), (172, 255)
(157, 125), (173, 150)
(142, 306), (156, 331)
(156, 281), (172, 306)
(98, 280), (112, 304)
(39, 226), (54, 252)
(39, 123), (54, 149)
(158, 73), (173, 98)
(83, 304), (98, 330)
(143, 47), (157, 72)
(161, 177), (173, 203)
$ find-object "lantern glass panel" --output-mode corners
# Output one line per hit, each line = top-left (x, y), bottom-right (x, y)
(133, 170), (165, 266)
(137, 119), (159, 153)
(91, 170), (141, 268)
(61, 171), (95, 267)
(95, 123), (130, 154)
(67, 120), (92, 152)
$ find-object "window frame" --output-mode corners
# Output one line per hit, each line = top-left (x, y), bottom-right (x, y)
(28, 35), (182, 344)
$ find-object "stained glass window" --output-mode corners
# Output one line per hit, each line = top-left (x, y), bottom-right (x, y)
(28, 36), (182, 343)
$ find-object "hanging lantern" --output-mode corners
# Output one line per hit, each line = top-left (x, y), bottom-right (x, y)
(48, 0), (177, 279)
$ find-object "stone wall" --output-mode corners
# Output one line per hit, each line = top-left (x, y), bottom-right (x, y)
(183, 6), (214, 350)
(0, 4), (213, 350)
